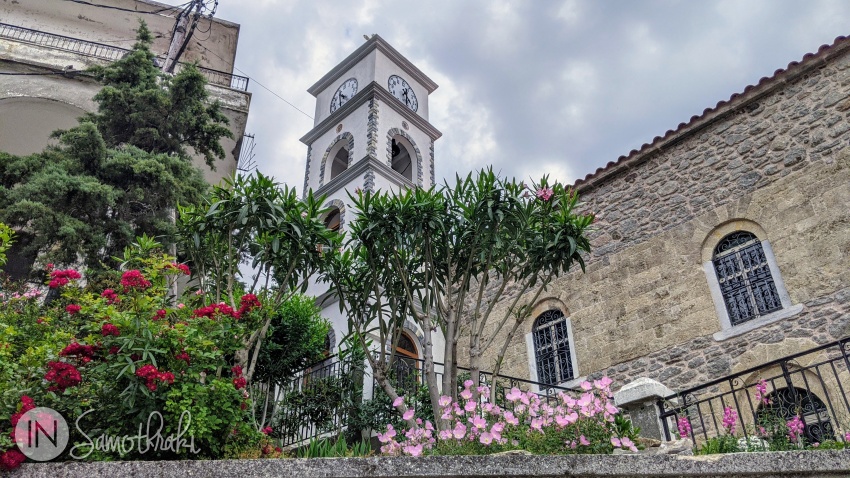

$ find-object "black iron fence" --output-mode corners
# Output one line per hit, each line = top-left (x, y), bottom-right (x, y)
(0, 22), (249, 91)
(657, 337), (850, 445)
(270, 354), (575, 447)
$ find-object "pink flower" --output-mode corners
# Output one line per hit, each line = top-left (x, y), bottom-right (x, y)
(611, 437), (621, 448)
(392, 396), (405, 408)
(48, 269), (81, 288)
(460, 389), (473, 400)
(464, 400), (477, 412)
(505, 387), (523, 402)
(452, 423), (467, 439)
(262, 426), (273, 435)
(722, 407), (738, 434)
(621, 436), (638, 452)
(787, 415), (804, 443)
(579, 435), (590, 446)
(402, 409), (415, 421)
(101, 288), (120, 304)
(479, 432), (493, 445)
(378, 424), (396, 443)
(438, 395), (452, 407)
(403, 443), (423, 457)
(536, 187), (554, 201)
(677, 416), (692, 438)
(579, 381), (593, 391)
(755, 379), (770, 405)
(471, 416), (487, 430)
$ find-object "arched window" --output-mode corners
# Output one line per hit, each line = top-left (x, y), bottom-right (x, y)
(390, 137), (413, 181)
(330, 145), (349, 180)
(324, 207), (341, 232)
(712, 231), (782, 326)
(756, 387), (833, 444)
(532, 310), (575, 385)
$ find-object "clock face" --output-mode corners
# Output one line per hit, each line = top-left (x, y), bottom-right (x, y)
(330, 78), (358, 113)
(388, 75), (418, 112)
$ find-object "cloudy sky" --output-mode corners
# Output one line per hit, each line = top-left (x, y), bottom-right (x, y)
(211, 0), (850, 189)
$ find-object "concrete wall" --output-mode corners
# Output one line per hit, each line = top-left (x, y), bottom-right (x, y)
(9, 451), (850, 478)
(472, 36), (850, 393)
(1, 0), (240, 73)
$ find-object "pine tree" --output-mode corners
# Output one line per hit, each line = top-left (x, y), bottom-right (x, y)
(0, 22), (230, 276)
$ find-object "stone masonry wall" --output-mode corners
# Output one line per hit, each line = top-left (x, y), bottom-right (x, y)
(471, 39), (850, 394)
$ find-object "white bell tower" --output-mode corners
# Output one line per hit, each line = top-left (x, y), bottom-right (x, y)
(300, 35), (442, 233)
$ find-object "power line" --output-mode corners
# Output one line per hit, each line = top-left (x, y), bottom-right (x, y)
(60, 0), (191, 15)
(0, 69), (86, 76)
(195, 43), (314, 120)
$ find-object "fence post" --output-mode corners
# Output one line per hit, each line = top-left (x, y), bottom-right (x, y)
(613, 377), (675, 441)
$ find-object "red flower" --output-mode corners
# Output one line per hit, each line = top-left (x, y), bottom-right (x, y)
(275, 447), (282, 453)
(45, 361), (82, 391)
(60, 342), (97, 360)
(262, 444), (273, 455)
(48, 269), (81, 288)
(10, 396), (36, 428)
(0, 449), (26, 471)
(233, 377), (247, 390)
(153, 309), (167, 321)
(101, 288), (120, 305)
(193, 302), (239, 320)
(237, 294), (262, 317)
(231, 365), (243, 377)
(135, 364), (175, 391)
(101, 323), (120, 337)
(109, 345), (120, 355)
(175, 351), (191, 365)
(65, 304), (81, 315)
(262, 426), (273, 435)
(120, 270), (151, 292)
(168, 262), (191, 275)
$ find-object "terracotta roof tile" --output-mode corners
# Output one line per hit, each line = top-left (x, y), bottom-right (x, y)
(573, 35), (850, 190)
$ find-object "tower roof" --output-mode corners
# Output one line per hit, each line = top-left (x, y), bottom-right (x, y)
(307, 34), (438, 96)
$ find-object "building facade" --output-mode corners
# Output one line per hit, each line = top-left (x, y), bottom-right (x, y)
(0, 0), (251, 186)
(474, 34), (850, 399)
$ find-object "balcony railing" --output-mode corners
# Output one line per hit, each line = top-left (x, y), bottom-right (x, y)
(0, 22), (249, 91)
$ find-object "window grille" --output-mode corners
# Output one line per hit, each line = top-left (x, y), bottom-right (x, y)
(712, 231), (782, 326)
(532, 310), (573, 385)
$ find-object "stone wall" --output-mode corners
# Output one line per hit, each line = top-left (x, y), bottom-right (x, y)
(472, 36), (850, 394)
(9, 451), (850, 478)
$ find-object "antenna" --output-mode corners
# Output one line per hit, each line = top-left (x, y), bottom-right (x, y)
(237, 133), (258, 173)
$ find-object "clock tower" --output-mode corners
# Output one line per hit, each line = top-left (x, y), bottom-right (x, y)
(300, 35), (442, 232)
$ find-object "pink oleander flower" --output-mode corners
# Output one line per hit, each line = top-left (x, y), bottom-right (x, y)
(722, 407), (738, 435)
(536, 187), (554, 201)
(677, 416), (692, 438)
(787, 415), (804, 443)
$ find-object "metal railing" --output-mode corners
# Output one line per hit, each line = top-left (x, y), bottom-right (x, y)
(657, 337), (850, 445)
(0, 22), (249, 91)
(270, 353), (576, 447)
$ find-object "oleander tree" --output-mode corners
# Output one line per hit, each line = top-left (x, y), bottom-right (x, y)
(0, 21), (230, 277)
(176, 172), (339, 384)
(325, 168), (595, 430)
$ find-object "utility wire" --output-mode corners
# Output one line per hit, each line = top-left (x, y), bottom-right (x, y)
(0, 69), (87, 76)
(60, 0), (191, 15)
(196, 43), (314, 120)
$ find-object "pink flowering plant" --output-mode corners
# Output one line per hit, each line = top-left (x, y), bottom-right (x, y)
(377, 377), (639, 456)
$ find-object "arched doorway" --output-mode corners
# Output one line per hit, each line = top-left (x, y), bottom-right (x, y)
(392, 331), (420, 394)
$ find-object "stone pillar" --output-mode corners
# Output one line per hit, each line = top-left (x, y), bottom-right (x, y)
(613, 377), (675, 441)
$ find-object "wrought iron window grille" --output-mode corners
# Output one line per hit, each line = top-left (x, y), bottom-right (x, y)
(532, 309), (575, 386)
(712, 231), (782, 326)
